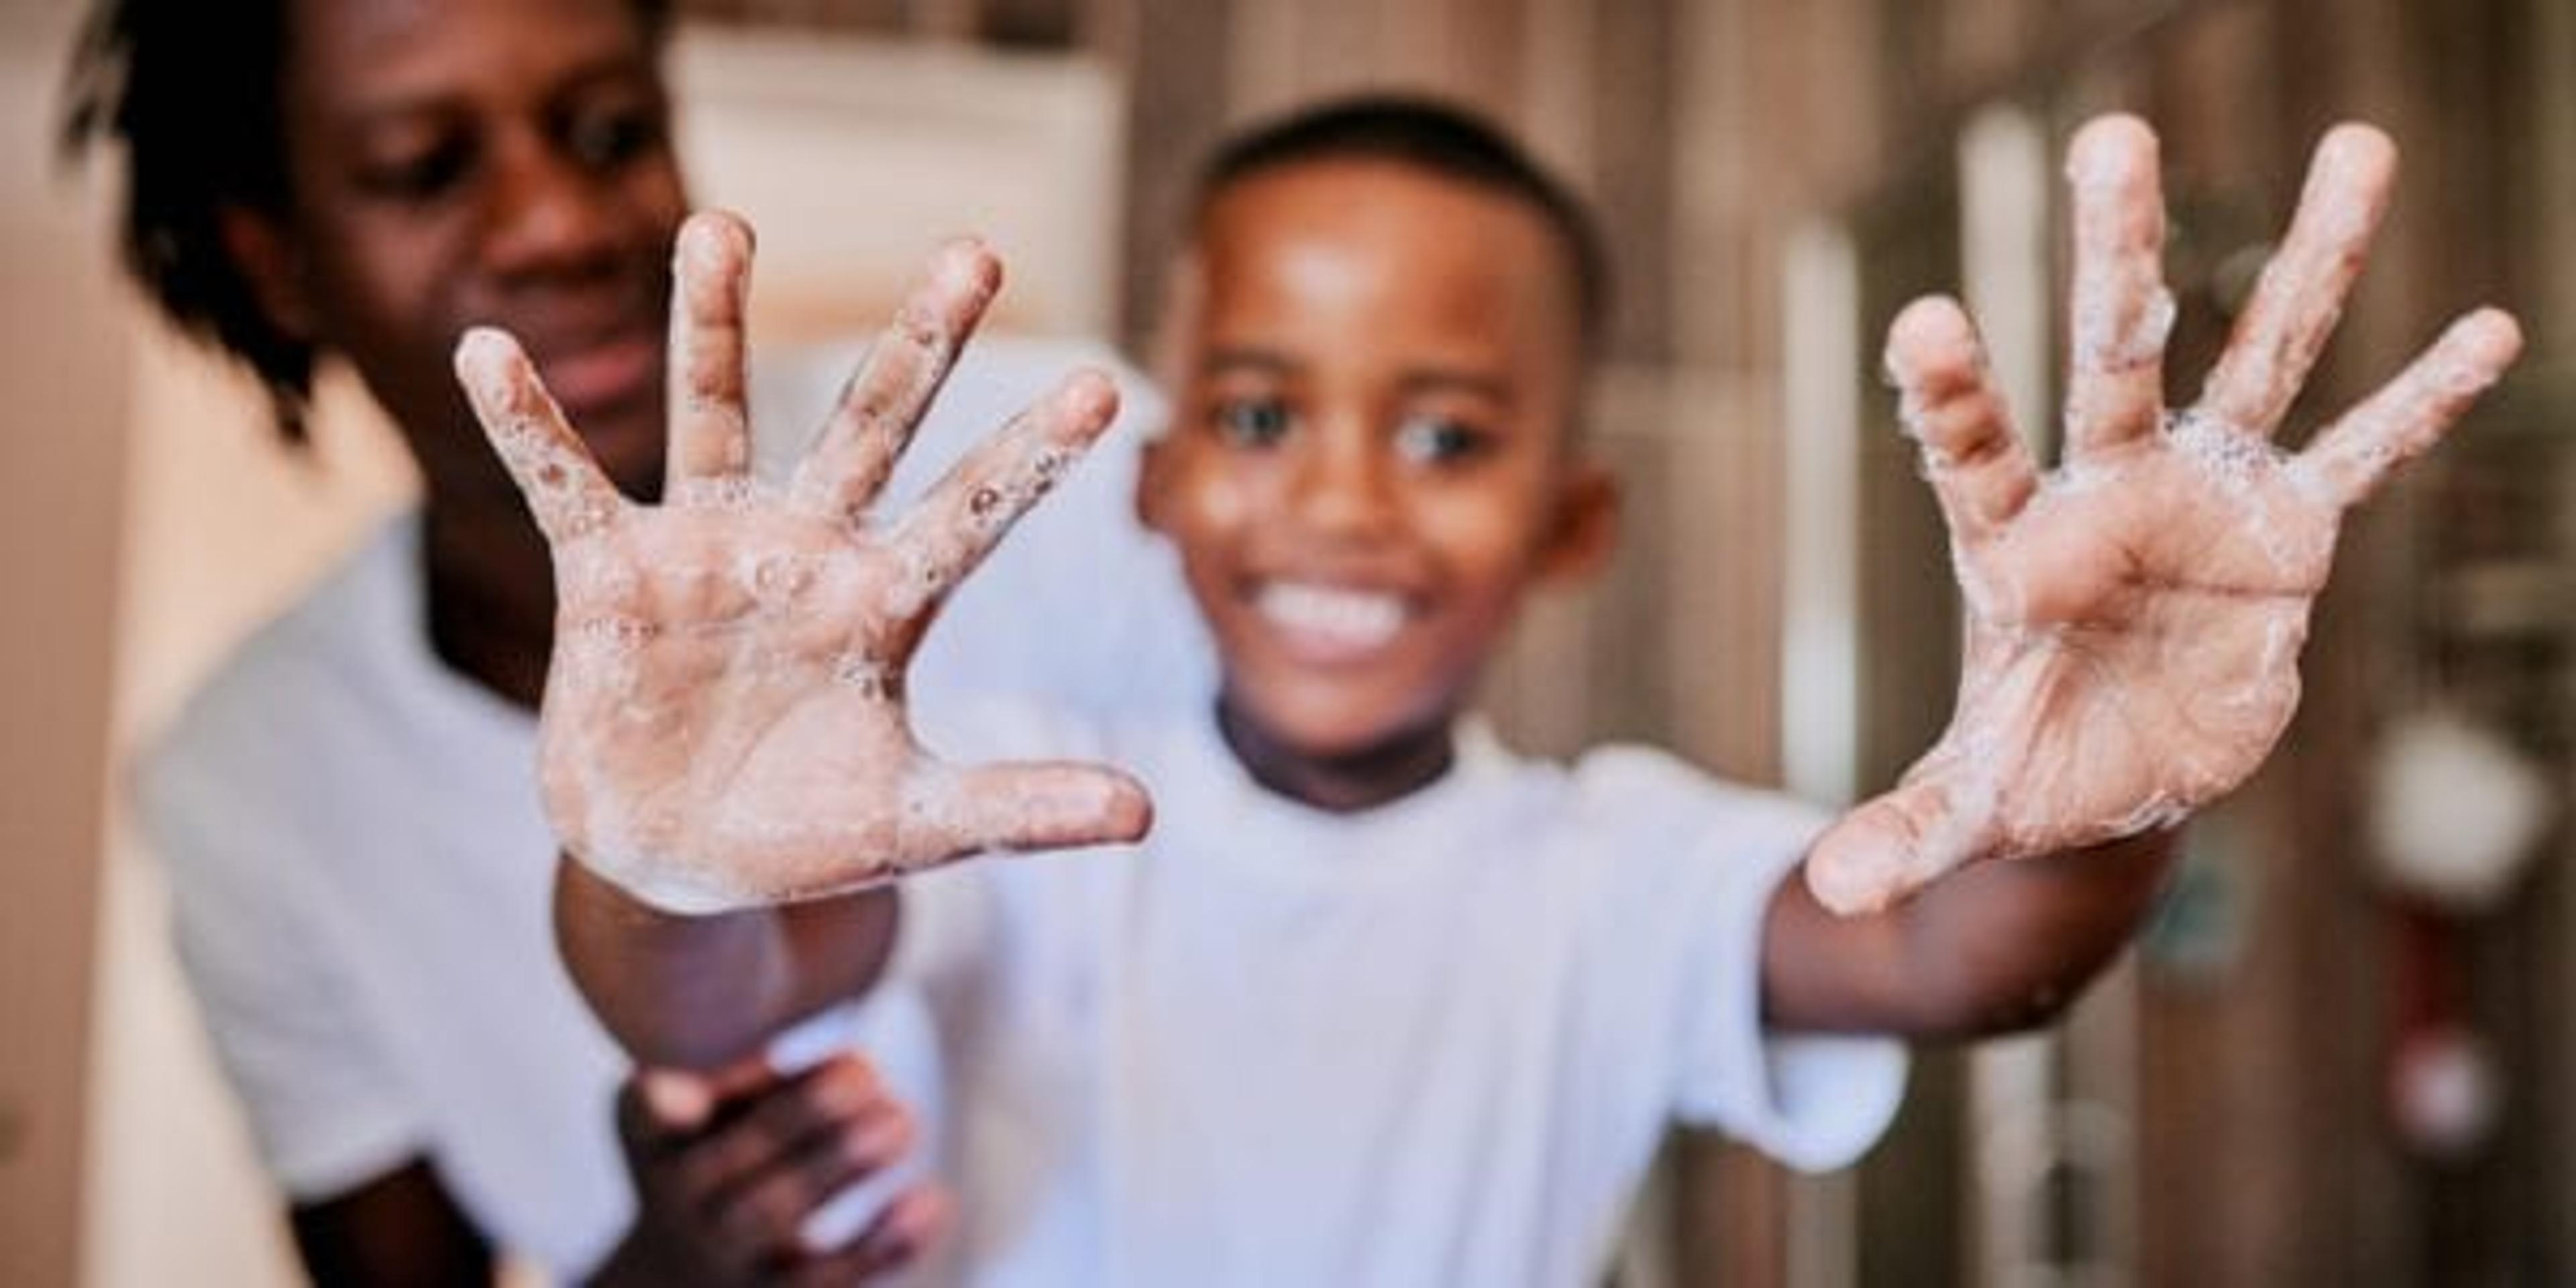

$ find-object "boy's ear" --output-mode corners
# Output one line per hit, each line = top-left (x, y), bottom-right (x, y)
(217, 205), (318, 342)
(1534, 462), (1619, 585)
(1135, 435), (1174, 535)
(1135, 252), (1203, 537)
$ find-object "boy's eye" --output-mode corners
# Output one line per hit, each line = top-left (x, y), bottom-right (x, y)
(1392, 416), (1495, 466)
(1212, 396), (1293, 448)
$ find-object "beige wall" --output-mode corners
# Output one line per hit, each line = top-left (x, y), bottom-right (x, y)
(87, 345), (409, 1288)
(0, 4), (129, 1282)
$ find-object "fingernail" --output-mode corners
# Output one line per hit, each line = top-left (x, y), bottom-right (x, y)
(452, 327), (518, 380)
(932, 237), (1002, 301)
(640, 1071), (712, 1128)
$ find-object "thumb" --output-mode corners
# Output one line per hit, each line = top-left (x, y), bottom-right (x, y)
(904, 761), (1153, 865)
(634, 1049), (779, 1130)
(1803, 764), (1991, 916)
(636, 1069), (716, 1130)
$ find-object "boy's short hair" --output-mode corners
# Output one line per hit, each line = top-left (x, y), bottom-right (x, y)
(58, 0), (677, 445)
(1191, 95), (1613, 356)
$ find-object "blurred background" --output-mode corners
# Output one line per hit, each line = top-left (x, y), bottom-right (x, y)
(1, 0), (2567, 1283)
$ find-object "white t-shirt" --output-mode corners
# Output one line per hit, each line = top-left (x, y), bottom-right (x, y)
(133, 336), (1200, 1276)
(892, 704), (1909, 1287)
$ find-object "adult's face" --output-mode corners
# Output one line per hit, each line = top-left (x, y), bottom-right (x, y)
(257, 0), (687, 504)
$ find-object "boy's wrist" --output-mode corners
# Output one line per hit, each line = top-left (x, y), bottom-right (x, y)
(560, 838), (776, 920)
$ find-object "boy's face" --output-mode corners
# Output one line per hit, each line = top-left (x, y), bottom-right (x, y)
(1142, 159), (1615, 762)
(239, 0), (685, 503)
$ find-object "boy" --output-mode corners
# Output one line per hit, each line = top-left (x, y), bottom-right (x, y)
(466, 100), (2521, 1282)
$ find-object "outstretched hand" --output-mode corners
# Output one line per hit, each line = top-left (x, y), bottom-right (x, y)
(1805, 115), (2521, 916)
(455, 213), (1150, 915)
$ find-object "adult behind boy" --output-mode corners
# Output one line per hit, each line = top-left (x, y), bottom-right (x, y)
(482, 101), (2521, 1282)
(67, 0), (1198, 1279)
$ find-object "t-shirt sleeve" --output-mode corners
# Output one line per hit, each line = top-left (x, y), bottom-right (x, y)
(134, 751), (431, 1202)
(1580, 748), (1908, 1173)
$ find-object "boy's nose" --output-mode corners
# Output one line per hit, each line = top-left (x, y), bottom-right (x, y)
(1285, 419), (1401, 539)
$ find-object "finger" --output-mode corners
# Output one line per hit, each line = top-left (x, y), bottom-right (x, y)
(453, 327), (625, 542)
(1803, 767), (1989, 916)
(714, 1097), (915, 1256)
(1886, 296), (2038, 544)
(2063, 113), (2174, 459)
(635, 1069), (716, 1135)
(616, 1077), (689, 1158)
(782, 1187), (951, 1287)
(2198, 123), (2398, 435)
(2293, 307), (2522, 508)
(634, 1048), (788, 1136)
(665, 211), (757, 494)
(902, 760), (1152, 865)
(622, 1059), (801, 1163)
(790, 239), (1003, 526)
(882, 370), (1120, 620)
(671, 1056), (890, 1209)
(618, 1068), (747, 1164)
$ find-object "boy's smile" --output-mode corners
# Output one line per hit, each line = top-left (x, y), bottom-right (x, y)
(1142, 158), (1615, 809)
(1250, 580), (1412, 661)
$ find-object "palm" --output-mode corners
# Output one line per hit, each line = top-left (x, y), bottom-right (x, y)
(1940, 435), (2326, 843)
(458, 217), (1146, 914)
(1806, 117), (2520, 914)
(541, 506), (929, 904)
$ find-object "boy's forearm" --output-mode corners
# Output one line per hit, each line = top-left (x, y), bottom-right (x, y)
(553, 858), (899, 1069)
(1764, 828), (2180, 1038)
(1891, 827), (2178, 1037)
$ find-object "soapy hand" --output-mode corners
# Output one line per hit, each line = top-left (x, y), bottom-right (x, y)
(1805, 115), (2521, 915)
(455, 212), (1150, 914)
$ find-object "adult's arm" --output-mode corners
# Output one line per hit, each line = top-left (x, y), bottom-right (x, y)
(286, 1160), (493, 1288)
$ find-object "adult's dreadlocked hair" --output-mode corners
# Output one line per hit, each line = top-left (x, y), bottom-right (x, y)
(58, 0), (676, 444)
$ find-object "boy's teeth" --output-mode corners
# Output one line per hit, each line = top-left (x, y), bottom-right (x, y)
(1256, 582), (1406, 649)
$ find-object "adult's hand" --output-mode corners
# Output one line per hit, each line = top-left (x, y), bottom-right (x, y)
(596, 1049), (945, 1285)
